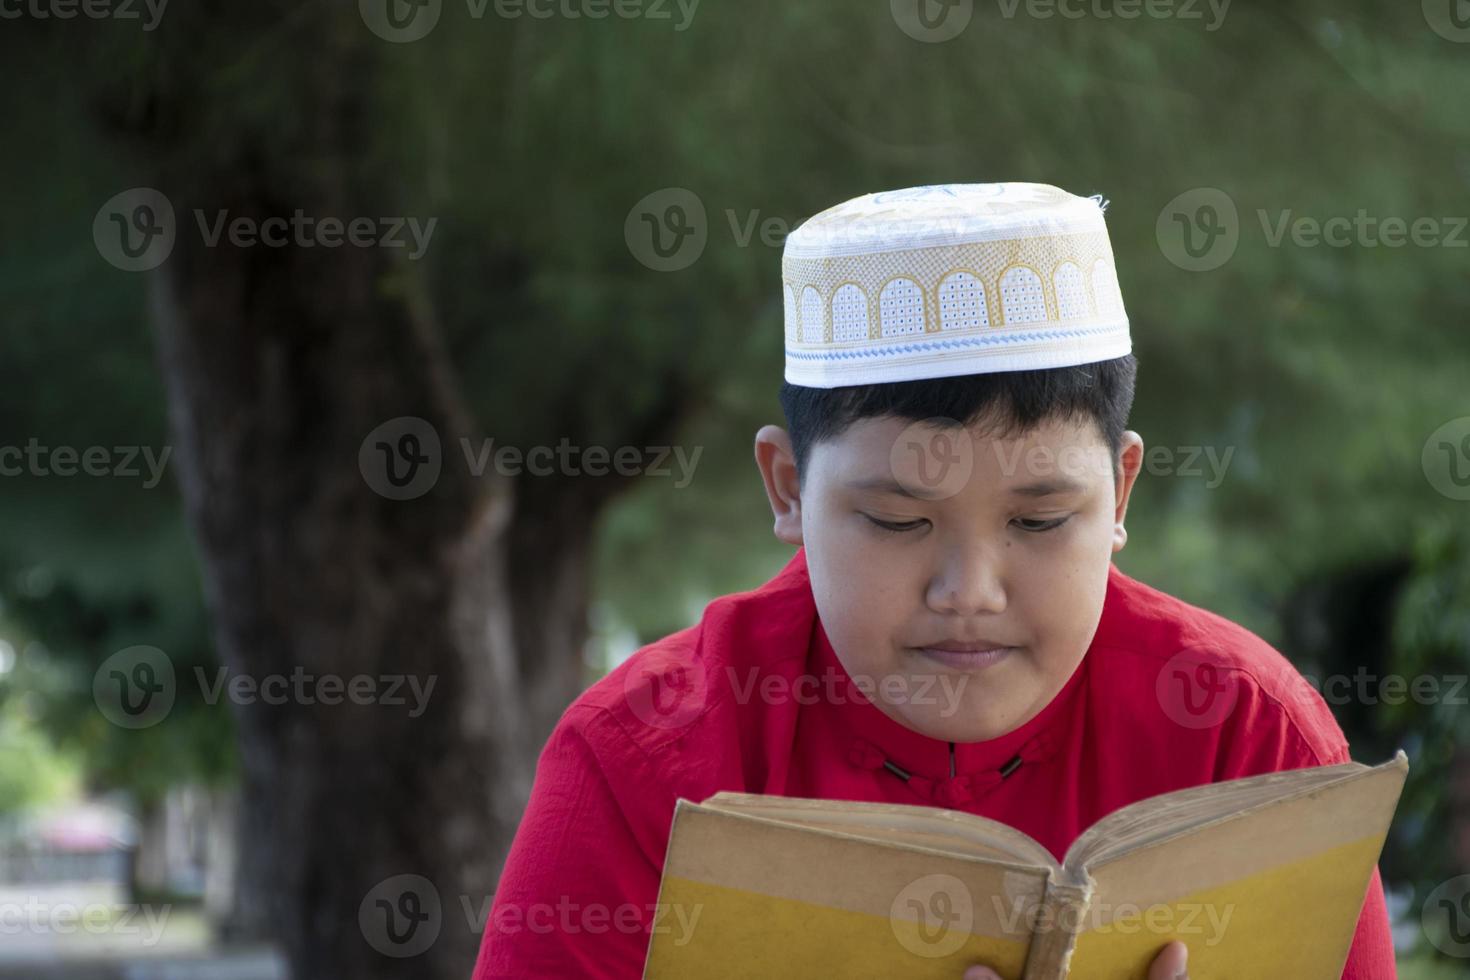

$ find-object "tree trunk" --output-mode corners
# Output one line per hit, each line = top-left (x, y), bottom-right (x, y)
(130, 17), (594, 980)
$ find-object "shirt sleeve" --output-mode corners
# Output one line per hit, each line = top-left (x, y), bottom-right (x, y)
(1215, 680), (1398, 980)
(470, 712), (664, 980)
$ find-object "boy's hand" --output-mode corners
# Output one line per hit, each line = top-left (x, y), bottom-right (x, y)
(962, 939), (1188, 980)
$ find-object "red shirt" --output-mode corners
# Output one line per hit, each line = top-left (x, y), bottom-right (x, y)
(472, 548), (1396, 978)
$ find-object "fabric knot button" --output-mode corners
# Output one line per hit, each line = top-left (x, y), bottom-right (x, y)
(934, 779), (973, 807)
(848, 739), (887, 770)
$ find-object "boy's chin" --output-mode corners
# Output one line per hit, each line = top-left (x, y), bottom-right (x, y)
(887, 694), (1043, 744)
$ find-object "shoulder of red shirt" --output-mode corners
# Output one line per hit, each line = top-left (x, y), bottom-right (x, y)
(1092, 561), (1352, 773)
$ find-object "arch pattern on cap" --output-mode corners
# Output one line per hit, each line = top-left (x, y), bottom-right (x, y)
(831, 283), (870, 343)
(782, 228), (1126, 353)
(800, 286), (825, 344)
(1054, 262), (1088, 320)
(878, 277), (925, 338)
(938, 270), (990, 332)
(1092, 257), (1124, 320)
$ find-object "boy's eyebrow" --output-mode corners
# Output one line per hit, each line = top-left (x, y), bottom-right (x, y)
(846, 476), (1088, 499)
(1008, 477), (1089, 497)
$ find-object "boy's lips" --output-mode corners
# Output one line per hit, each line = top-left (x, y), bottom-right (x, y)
(910, 642), (1016, 671)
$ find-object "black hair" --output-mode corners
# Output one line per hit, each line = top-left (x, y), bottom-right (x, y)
(778, 354), (1137, 486)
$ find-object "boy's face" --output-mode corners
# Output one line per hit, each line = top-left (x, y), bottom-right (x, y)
(755, 412), (1143, 743)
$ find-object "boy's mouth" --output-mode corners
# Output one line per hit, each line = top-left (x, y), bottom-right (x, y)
(910, 643), (1015, 671)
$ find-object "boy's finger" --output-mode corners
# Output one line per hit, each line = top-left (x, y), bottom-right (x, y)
(1147, 939), (1189, 979)
(962, 967), (1003, 980)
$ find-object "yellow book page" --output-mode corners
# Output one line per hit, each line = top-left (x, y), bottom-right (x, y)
(1068, 834), (1384, 980)
(643, 875), (1032, 980)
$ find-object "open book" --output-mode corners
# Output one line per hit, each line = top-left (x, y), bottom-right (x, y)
(643, 753), (1407, 979)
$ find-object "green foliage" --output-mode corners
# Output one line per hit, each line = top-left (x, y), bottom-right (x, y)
(0, 0), (1466, 918)
(1385, 519), (1470, 890)
(0, 712), (80, 815)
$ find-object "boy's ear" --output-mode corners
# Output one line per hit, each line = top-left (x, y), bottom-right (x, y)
(754, 425), (804, 546)
(1111, 431), (1145, 554)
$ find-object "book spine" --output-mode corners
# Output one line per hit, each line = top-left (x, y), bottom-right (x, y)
(1018, 876), (1092, 980)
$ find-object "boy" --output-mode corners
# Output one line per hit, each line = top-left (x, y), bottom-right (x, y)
(471, 184), (1394, 978)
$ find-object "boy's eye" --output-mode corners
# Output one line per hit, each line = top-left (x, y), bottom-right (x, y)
(1013, 516), (1072, 533)
(865, 515), (927, 534)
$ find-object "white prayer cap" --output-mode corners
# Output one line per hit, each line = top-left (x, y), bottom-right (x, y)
(781, 183), (1131, 389)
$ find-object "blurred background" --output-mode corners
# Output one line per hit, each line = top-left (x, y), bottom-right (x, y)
(1, 0), (1468, 976)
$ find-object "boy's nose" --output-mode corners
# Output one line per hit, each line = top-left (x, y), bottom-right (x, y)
(926, 546), (1008, 616)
